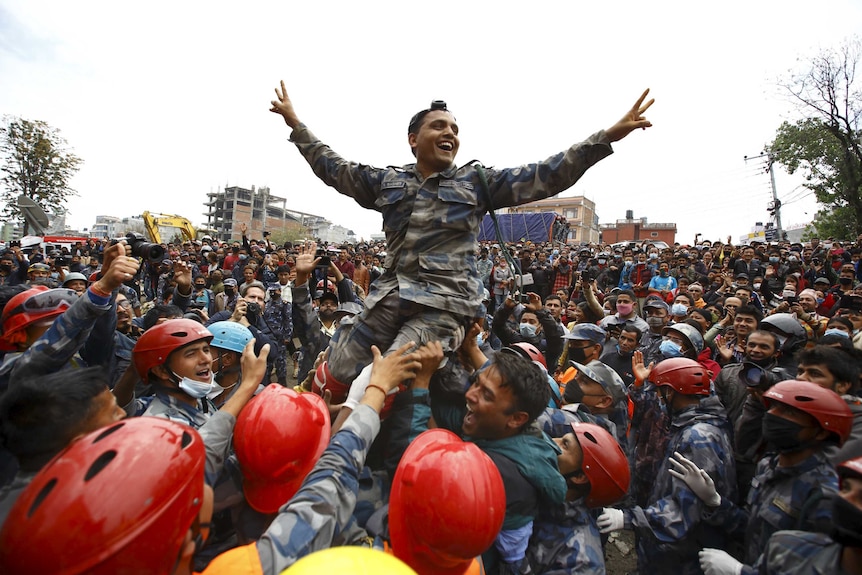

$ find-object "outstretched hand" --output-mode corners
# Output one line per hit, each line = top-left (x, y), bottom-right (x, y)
(270, 80), (301, 129)
(605, 89), (654, 142)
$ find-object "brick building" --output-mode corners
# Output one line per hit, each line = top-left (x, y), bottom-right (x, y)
(599, 210), (676, 244)
(504, 196), (599, 244)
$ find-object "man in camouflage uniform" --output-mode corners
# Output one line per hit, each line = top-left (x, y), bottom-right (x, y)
(270, 81), (654, 390)
(669, 380), (854, 574)
(742, 454), (862, 575)
(597, 358), (737, 575)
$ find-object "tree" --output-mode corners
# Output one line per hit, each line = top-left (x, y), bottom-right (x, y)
(0, 116), (83, 235)
(766, 37), (862, 239)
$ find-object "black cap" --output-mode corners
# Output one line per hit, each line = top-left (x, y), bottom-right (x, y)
(408, 100), (449, 134)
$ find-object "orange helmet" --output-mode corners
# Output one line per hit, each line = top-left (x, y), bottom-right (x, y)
(649, 357), (710, 396)
(763, 380), (853, 445)
(571, 421), (631, 507)
(0, 418), (205, 574)
(389, 429), (505, 575)
(233, 384), (331, 513)
(132, 318), (213, 379)
(1, 286), (77, 344)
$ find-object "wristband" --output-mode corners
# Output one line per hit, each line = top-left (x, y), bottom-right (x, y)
(366, 384), (389, 396)
(89, 284), (112, 298)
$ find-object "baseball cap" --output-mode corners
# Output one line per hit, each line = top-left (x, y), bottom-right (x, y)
(735, 273), (749, 280)
(333, 301), (362, 318)
(564, 323), (606, 344)
(318, 291), (339, 305)
(571, 360), (628, 404)
(223, 278), (238, 287)
(643, 298), (670, 312)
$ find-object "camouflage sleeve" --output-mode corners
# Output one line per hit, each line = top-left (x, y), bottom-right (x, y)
(255, 404), (381, 574)
(6, 287), (112, 383)
(289, 125), (386, 210)
(528, 504), (605, 575)
(625, 426), (728, 554)
(290, 282), (320, 350)
(197, 410), (236, 486)
(485, 131), (613, 209)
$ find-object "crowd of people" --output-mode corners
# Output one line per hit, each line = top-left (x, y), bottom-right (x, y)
(0, 84), (860, 575)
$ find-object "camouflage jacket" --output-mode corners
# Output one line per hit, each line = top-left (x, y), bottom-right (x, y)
(290, 125), (613, 317)
(747, 531), (842, 575)
(624, 396), (737, 575)
(703, 451), (838, 565)
(527, 498), (605, 574)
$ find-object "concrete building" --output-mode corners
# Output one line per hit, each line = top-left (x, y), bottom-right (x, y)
(504, 196), (599, 244)
(600, 210), (676, 245)
(204, 185), (306, 243)
(89, 215), (147, 240)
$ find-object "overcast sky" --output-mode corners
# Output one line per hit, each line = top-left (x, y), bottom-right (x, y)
(2, 1), (860, 244)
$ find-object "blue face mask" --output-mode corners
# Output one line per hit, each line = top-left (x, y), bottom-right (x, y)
(769, 257), (780, 263)
(519, 323), (538, 338)
(671, 303), (688, 316)
(824, 328), (850, 339)
(659, 339), (683, 358)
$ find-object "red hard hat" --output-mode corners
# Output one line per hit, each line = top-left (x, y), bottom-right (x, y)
(649, 357), (710, 396)
(1, 286), (77, 341)
(571, 422), (631, 507)
(504, 342), (548, 370)
(763, 380), (853, 445)
(234, 384), (331, 513)
(838, 455), (862, 482)
(0, 417), (205, 574)
(389, 429), (505, 575)
(132, 318), (213, 379)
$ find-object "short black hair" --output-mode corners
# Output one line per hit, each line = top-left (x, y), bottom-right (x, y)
(0, 367), (110, 470)
(491, 350), (549, 426)
(544, 294), (563, 305)
(795, 345), (860, 392)
(621, 324), (642, 340)
(143, 304), (183, 331)
(735, 305), (763, 324)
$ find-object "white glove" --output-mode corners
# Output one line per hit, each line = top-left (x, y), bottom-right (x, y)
(668, 451), (721, 507)
(596, 507), (624, 534)
(342, 363), (374, 411)
(699, 548), (743, 575)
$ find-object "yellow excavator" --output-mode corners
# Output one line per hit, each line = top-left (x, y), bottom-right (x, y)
(141, 212), (198, 244)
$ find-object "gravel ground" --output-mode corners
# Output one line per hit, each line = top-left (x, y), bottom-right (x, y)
(605, 530), (637, 575)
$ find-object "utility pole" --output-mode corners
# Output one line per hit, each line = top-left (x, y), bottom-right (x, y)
(744, 152), (783, 241)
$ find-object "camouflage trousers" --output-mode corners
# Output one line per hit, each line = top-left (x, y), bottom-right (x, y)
(328, 288), (467, 384)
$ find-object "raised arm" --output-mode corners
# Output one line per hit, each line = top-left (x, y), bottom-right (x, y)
(270, 80), (302, 129)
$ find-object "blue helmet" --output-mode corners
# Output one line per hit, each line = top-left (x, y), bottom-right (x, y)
(208, 321), (253, 353)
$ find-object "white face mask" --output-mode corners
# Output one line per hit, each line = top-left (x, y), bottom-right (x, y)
(174, 371), (219, 399)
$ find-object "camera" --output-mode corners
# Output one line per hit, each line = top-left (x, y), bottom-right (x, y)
(245, 301), (261, 325)
(55, 255), (68, 267)
(315, 249), (331, 268)
(112, 232), (164, 263)
(784, 295), (798, 305)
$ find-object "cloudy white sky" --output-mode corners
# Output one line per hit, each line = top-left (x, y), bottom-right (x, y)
(2, 1), (860, 244)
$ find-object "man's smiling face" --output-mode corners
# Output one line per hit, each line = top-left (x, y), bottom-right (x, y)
(408, 110), (459, 176)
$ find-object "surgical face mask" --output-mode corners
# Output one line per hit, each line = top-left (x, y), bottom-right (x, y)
(624, 260), (633, 267)
(839, 277), (853, 285)
(239, 254), (248, 261)
(831, 494), (862, 549)
(0, 264), (11, 272)
(753, 283), (762, 290)
(782, 290), (797, 299)
(598, 259), (607, 265)
(616, 303), (634, 316)
(565, 382), (585, 404)
(761, 412), (809, 453)
(646, 316), (665, 329)
(769, 257), (780, 264)
(519, 323), (538, 338)
(788, 256), (798, 263)
(175, 371), (219, 399)
(824, 328), (850, 339)
(224, 287), (235, 295)
(568, 345), (589, 364)
(649, 253), (658, 260)
(659, 339), (683, 358)
(671, 303), (688, 316)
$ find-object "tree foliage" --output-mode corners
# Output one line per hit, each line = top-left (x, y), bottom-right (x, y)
(0, 116), (83, 235)
(766, 37), (862, 239)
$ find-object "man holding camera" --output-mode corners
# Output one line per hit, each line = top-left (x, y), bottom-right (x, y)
(270, 81), (653, 394)
(206, 280), (283, 384)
